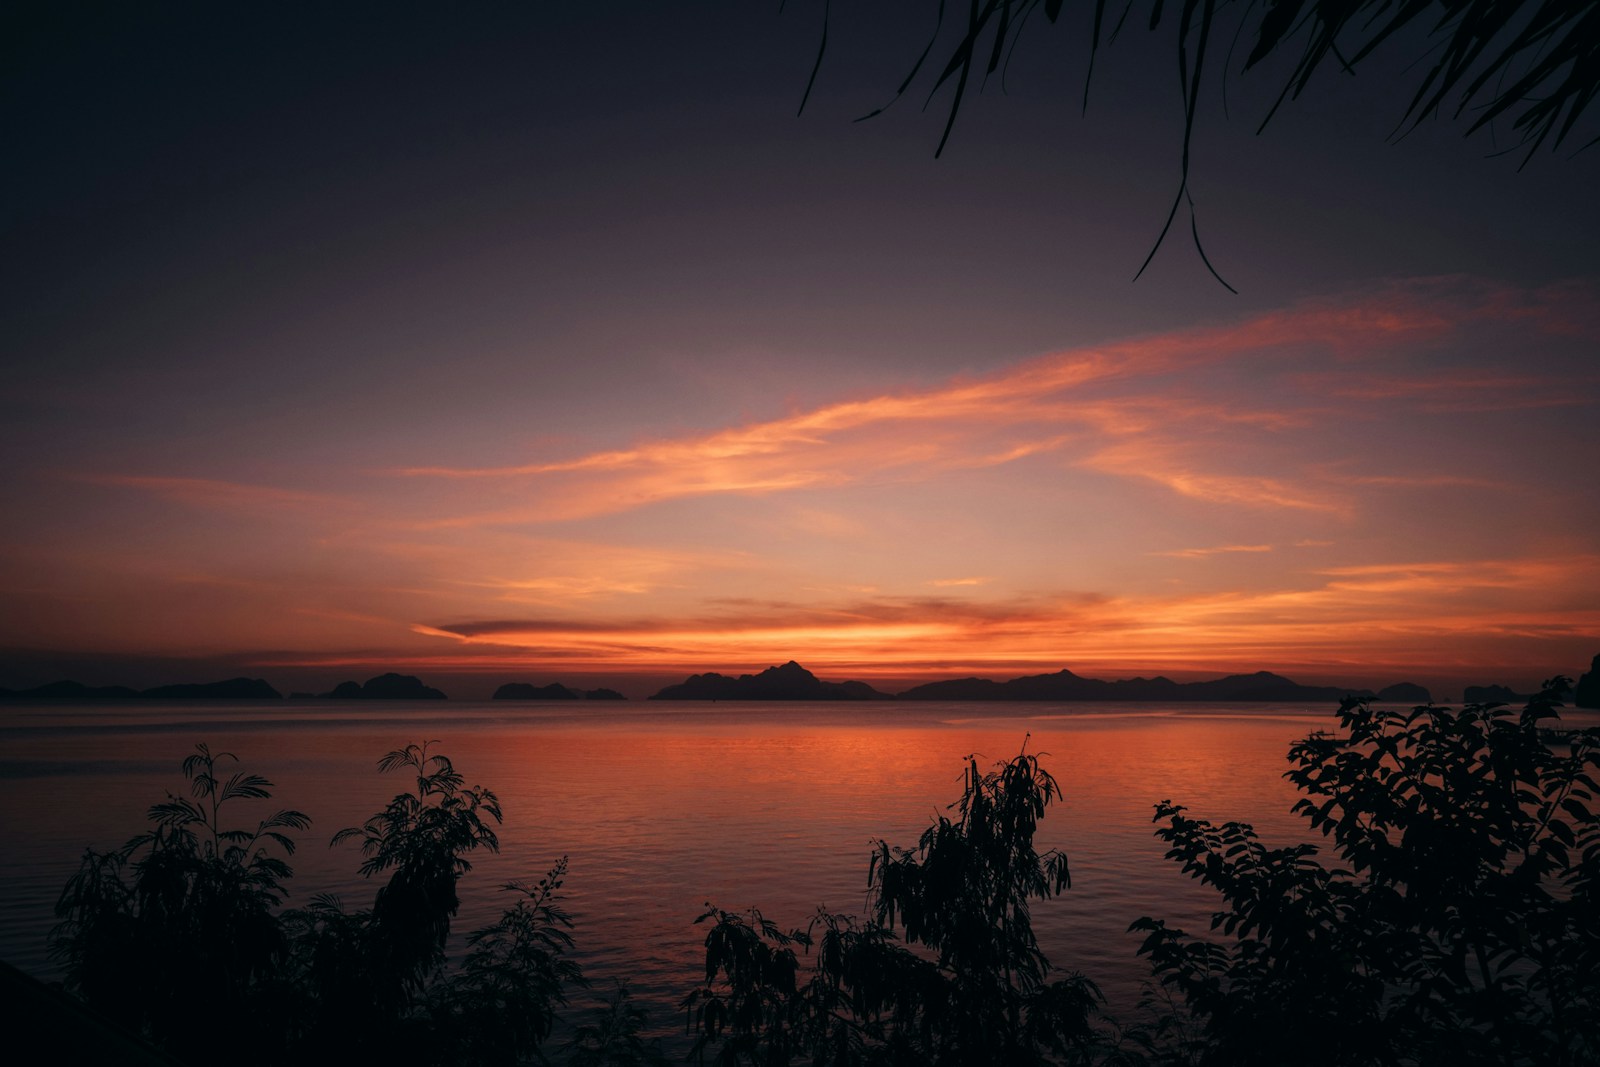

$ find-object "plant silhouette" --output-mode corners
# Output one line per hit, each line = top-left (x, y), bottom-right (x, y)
(1128, 680), (1600, 1066)
(685, 739), (1100, 1065)
(795, 1), (1599, 289)
(51, 741), (588, 1067)
(51, 744), (310, 1063)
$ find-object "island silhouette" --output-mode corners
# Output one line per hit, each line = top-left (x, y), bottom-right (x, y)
(493, 682), (626, 700)
(1577, 654), (1600, 708)
(641, 662), (1451, 703)
(0, 677), (281, 700)
(323, 672), (446, 699)
(647, 662), (1434, 702)
(7, 659), (1599, 705)
(650, 660), (893, 700)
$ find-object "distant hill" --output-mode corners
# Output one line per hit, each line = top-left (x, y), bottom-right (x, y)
(1576, 654), (1600, 709)
(141, 678), (282, 699)
(323, 673), (446, 700)
(898, 668), (1374, 703)
(651, 661), (893, 701)
(0, 677), (280, 700)
(1376, 682), (1432, 704)
(0, 680), (142, 700)
(1463, 684), (1528, 704)
(494, 682), (628, 701)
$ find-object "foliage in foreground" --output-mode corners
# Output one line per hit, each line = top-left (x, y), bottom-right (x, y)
(47, 683), (1600, 1066)
(51, 741), (597, 1067)
(684, 741), (1100, 1066)
(1130, 679), (1600, 1066)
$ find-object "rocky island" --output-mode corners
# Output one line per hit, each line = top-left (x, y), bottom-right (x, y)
(323, 673), (446, 700)
(493, 682), (626, 700)
(0, 677), (281, 700)
(1376, 682), (1432, 703)
(650, 661), (892, 701)
(1576, 655), (1600, 709)
(896, 668), (1378, 703)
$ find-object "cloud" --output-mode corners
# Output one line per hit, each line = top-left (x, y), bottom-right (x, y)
(1293, 369), (1592, 414)
(402, 551), (1600, 679)
(1150, 545), (1274, 558)
(1080, 440), (1345, 512)
(395, 280), (1564, 525)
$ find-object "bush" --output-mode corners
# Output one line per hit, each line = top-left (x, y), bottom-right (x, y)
(51, 741), (585, 1067)
(50, 744), (308, 1063)
(1130, 680), (1600, 1066)
(685, 740), (1101, 1066)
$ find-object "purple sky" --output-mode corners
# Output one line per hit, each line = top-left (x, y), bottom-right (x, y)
(4, 3), (1597, 699)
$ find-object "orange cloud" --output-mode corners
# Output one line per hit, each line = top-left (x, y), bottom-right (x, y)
(395, 280), (1554, 525)
(1151, 544), (1274, 558)
(402, 551), (1599, 681)
(33, 279), (1593, 688)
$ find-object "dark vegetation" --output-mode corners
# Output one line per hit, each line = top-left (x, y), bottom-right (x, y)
(46, 683), (1600, 1065)
(796, 0), (1600, 288)
(1579, 654), (1600, 708)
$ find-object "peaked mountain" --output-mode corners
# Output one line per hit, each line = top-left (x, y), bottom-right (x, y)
(494, 682), (628, 701)
(650, 661), (892, 701)
(1575, 654), (1600, 709)
(323, 673), (446, 700)
(897, 669), (1373, 702)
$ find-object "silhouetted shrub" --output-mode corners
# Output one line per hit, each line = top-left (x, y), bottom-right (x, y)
(52, 741), (585, 1067)
(51, 745), (308, 1064)
(685, 741), (1101, 1065)
(1130, 681), (1600, 1066)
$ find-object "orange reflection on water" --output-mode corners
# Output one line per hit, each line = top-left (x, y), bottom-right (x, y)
(0, 701), (1370, 1039)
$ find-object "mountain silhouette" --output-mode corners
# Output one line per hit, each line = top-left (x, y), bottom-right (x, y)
(493, 682), (627, 700)
(322, 673), (446, 700)
(1575, 654), (1600, 709)
(650, 661), (892, 700)
(0, 677), (279, 700)
(1377, 682), (1432, 703)
(898, 668), (1375, 702)
(1464, 684), (1529, 704)
(141, 677), (281, 699)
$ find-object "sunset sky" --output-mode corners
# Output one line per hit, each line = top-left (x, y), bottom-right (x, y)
(5, 3), (1597, 699)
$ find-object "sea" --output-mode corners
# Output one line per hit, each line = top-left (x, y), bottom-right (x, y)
(5, 698), (1592, 1048)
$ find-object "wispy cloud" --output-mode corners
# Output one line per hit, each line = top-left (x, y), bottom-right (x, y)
(405, 552), (1600, 678)
(29, 279), (1594, 687)
(1151, 545), (1274, 558)
(1080, 440), (1345, 512)
(1294, 369), (1592, 414)
(396, 281), (1551, 525)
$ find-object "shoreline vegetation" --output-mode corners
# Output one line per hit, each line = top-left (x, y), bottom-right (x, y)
(36, 682), (1600, 1065)
(6, 654), (1599, 706)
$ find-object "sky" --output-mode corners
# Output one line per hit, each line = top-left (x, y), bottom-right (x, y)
(4, 2), (1597, 700)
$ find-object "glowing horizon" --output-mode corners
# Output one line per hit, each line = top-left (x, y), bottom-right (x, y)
(5, 277), (1596, 696)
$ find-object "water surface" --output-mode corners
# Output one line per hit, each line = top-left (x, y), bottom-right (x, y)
(10, 698), (1571, 1044)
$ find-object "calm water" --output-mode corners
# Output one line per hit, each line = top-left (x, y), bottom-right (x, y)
(10, 698), (1582, 1045)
